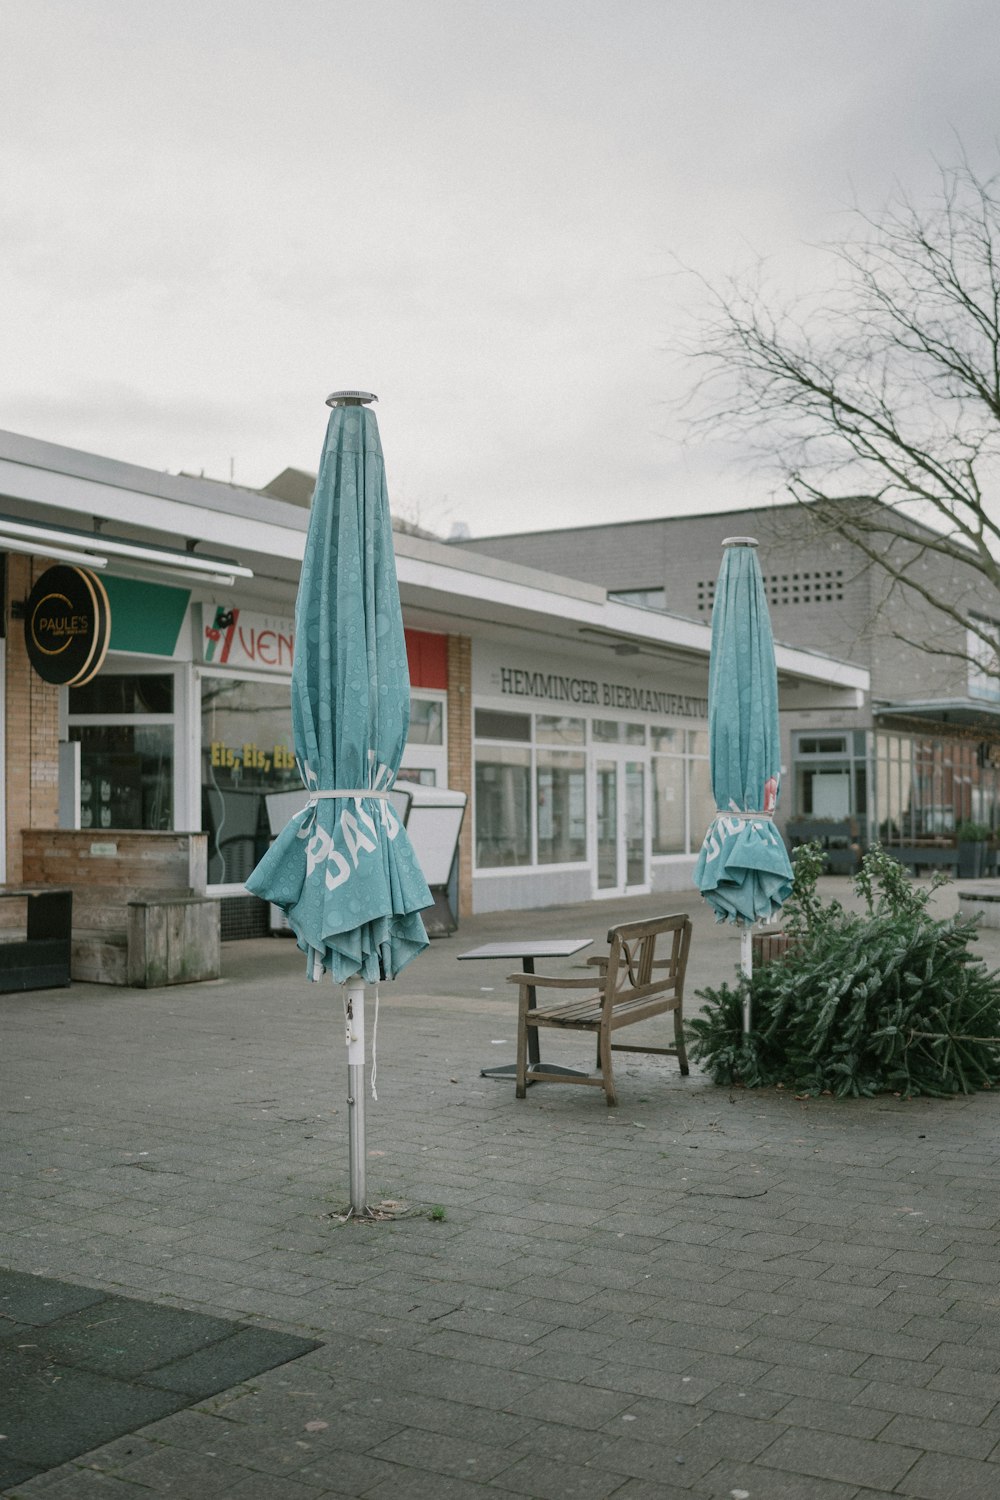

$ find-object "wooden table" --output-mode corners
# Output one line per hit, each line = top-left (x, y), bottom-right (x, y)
(457, 938), (593, 1080)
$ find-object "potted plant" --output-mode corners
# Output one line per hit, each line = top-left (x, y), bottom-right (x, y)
(956, 820), (991, 879)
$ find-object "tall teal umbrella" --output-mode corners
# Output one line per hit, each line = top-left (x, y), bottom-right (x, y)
(692, 537), (793, 1028)
(247, 391), (431, 1213)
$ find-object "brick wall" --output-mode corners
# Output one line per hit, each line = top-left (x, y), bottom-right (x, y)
(5, 555), (60, 883)
(446, 633), (472, 918)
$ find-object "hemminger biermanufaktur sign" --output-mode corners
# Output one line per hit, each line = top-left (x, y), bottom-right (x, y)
(25, 565), (111, 687)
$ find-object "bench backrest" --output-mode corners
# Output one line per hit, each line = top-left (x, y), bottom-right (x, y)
(603, 913), (692, 1007)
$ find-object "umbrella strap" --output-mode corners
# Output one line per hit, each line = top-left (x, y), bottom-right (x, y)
(716, 809), (774, 821)
(308, 789), (392, 800)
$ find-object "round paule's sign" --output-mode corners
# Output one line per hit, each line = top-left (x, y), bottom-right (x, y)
(25, 565), (111, 687)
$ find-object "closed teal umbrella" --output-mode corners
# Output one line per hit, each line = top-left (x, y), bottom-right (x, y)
(247, 394), (431, 978)
(246, 391), (431, 1212)
(693, 538), (793, 1017)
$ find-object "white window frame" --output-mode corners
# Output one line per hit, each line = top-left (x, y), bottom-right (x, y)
(400, 688), (448, 787)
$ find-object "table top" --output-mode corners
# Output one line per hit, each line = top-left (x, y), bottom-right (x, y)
(457, 938), (593, 962)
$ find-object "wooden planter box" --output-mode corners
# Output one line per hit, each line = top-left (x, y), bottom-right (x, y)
(752, 930), (795, 967)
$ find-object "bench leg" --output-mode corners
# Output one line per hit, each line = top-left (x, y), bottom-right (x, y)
(515, 985), (530, 1099)
(674, 1005), (689, 1076)
(598, 1017), (617, 1106)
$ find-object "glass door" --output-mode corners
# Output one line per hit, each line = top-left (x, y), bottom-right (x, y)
(625, 759), (646, 887)
(597, 759), (618, 890)
(594, 751), (649, 896)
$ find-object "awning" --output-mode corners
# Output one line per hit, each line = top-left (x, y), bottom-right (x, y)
(0, 512), (253, 587)
(874, 697), (1000, 731)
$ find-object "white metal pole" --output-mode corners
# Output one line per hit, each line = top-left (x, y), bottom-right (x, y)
(344, 978), (367, 1215)
(740, 924), (753, 1035)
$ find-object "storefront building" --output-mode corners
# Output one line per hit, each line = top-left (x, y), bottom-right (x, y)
(457, 500), (1000, 858)
(0, 429), (868, 926)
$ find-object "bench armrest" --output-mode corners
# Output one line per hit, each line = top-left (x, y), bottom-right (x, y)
(506, 972), (601, 990)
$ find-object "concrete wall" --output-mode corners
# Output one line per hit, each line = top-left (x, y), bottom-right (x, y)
(473, 866), (592, 914)
(650, 858), (698, 894)
(456, 501), (994, 708)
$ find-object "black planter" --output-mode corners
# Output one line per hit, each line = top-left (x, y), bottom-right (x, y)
(958, 841), (985, 879)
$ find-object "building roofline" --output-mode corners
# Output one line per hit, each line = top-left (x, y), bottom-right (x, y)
(0, 428), (309, 531)
(0, 428), (870, 694)
(455, 501), (799, 545)
(456, 494), (962, 549)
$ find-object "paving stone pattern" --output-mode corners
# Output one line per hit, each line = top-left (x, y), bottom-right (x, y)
(3, 882), (1000, 1498)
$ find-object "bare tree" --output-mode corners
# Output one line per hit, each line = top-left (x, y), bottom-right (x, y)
(691, 154), (1000, 682)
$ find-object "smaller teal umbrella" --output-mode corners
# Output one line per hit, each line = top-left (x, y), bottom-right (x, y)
(693, 538), (793, 1019)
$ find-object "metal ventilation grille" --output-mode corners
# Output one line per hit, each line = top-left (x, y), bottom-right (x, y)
(696, 570), (844, 611)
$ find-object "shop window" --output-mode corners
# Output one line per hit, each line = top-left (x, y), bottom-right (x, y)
(68, 671), (176, 832)
(793, 729), (869, 829)
(651, 755), (685, 854)
(797, 766), (852, 819)
(798, 735), (848, 755)
(69, 674), (174, 715)
(475, 746), (531, 867)
(408, 696), (444, 745)
(536, 715), (585, 746)
(536, 750), (586, 864)
(593, 720), (646, 745)
(651, 727), (713, 856)
(400, 691), (447, 786)
(201, 676), (300, 886)
(398, 767), (437, 787)
(474, 708), (531, 742)
(689, 755), (715, 846)
(70, 724), (173, 831)
(873, 731), (1000, 841)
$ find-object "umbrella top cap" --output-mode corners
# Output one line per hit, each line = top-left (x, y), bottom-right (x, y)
(325, 391), (378, 407)
(721, 536), (759, 548)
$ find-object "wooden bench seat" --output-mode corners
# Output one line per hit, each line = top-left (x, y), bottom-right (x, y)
(511, 913), (692, 1106)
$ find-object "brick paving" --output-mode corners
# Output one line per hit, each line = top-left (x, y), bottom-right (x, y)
(3, 880), (1000, 1497)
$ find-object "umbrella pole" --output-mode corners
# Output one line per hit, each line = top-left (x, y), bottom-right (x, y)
(344, 978), (367, 1216)
(740, 925), (753, 1034)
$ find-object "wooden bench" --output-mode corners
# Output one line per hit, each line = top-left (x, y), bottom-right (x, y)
(20, 831), (219, 987)
(511, 913), (692, 1107)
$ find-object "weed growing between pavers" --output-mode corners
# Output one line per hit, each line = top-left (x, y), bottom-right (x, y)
(688, 843), (1000, 1098)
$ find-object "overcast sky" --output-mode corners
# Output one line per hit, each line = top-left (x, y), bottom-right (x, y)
(3, 1), (999, 537)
